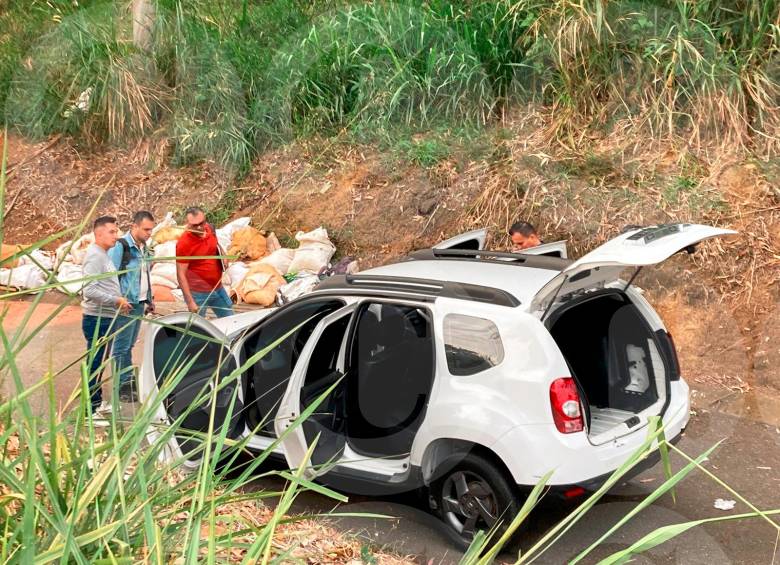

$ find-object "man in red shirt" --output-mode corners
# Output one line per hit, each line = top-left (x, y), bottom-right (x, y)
(175, 206), (234, 318)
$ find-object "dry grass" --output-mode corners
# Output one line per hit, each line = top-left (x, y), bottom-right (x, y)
(461, 106), (780, 307)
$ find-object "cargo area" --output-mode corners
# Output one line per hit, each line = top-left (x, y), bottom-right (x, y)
(547, 291), (668, 442)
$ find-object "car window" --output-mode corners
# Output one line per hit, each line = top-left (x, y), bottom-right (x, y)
(243, 298), (344, 435)
(443, 314), (504, 376)
(153, 324), (234, 387)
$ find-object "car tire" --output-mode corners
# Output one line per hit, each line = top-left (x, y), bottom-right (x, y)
(429, 452), (522, 552)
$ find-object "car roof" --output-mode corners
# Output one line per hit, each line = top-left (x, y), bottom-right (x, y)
(362, 259), (562, 306)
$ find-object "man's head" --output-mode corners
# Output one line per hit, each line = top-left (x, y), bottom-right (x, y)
(130, 210), (155, 244)
(93, 215), (119, 250)
(184, 206), (207, 238)
(509, 221), (541, 250)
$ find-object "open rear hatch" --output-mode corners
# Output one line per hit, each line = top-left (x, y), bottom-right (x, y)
(531, 224), (736, 314)
(533, 223), (736, 444)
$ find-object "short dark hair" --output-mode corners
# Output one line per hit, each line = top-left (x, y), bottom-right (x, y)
(184, 206), (205, 219)
(93, 215), (117, 230)
(132, 210), (154, 225)
(508, 221), (537, 237)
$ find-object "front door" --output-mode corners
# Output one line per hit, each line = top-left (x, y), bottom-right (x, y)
(141, 313), (244, 469)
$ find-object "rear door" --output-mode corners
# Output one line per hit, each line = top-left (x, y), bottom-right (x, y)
(519, 240), (568, 258)
(531, 223), (737, 312)
(434, 229), (487, 251)
(140, 313), (244, 469)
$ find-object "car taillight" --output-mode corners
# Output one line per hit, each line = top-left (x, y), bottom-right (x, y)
(550, 377), (584, 434)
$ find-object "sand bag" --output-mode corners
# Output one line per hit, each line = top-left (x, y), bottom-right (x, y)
(266, 232), (281, 254)
(18, 249), (54, 270)
(53, 262), (84, 294)
(236, 264), (285, 307)
(227, 227), (267, 262)
(56, 233), (95, 265)
(151, 262), (178, 285)
(0, 264), (46, 289)
(151, 284), (176, 302)
(1, 244), (27, 268)
(226, 261), (250, 288)
(152, 240), (178, 261)
(216, 217), (251, 251)
(150, 274), (178, 289)
(287, 227), (336, 275)
(257, 248), (295, 275)
(152, 226), (185, 245)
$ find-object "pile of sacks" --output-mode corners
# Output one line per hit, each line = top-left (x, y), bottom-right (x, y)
(0, 213), (357, 310)
(0, 244), (52, 290)
(148, 215), (356, 308)
(226, 226), (355, 306)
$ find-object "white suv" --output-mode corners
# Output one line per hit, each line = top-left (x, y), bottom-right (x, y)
(140, 223), (735, 547)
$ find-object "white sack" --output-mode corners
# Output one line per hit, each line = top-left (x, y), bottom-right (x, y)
(150, 262), (178, 284)
(225, 261), (250, 288)
(54, 262), (85, 295)
(150, 274), (178, 289)
(152, 240), (177, 261)
(18, 249), (55, 270)
(258, 248), (295, 275)
(0, 264), (47, 289)
(287, 227), (335, 275)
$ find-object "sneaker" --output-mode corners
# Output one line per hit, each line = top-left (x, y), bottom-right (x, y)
(91, 415), (110, 428)
(88, 404), (111, 427)
(119, 383), (138, 403)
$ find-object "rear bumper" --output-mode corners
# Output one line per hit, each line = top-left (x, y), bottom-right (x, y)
(559, 429), (684, 494)
(492, 380), (690, 487)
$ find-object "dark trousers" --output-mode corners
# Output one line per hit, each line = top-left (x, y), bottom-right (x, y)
(81, 315), (116, 411)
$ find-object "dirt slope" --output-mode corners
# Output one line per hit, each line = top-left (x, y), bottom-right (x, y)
(2, 126), (778, 398)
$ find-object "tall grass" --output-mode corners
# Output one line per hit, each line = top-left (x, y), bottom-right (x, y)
(5, 1), (779, 169)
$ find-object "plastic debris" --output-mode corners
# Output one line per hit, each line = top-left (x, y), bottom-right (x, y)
(713, 498), (736, 511)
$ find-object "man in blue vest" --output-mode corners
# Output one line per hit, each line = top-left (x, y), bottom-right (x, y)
(108, 210), (155, 403)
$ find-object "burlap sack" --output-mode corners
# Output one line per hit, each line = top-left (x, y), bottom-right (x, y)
(227, 226), (268, 262)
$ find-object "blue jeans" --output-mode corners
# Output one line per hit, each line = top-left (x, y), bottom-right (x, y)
(82, 315), (116, 411)
(192, 287), (234, 318)
(112, 302), (146, 386)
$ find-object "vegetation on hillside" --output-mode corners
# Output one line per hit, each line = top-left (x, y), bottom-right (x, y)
(1, 0), (777, 176)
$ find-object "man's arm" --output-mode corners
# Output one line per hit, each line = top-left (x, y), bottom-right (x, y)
(176, 262), (198, 313)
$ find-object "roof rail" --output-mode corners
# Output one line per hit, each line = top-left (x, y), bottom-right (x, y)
(406, 248), (572, 270)
(314, 274), (520, 307)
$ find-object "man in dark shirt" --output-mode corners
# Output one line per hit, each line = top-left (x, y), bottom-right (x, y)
(175, 206), (234, 318)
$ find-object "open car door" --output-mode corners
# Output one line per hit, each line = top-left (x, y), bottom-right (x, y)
(274, 303), (357, 478)
(140, 313), (244, 470)
(531, 223), (737, 313)
(433, 228), (487, 251)
(520, 240), (568, 258)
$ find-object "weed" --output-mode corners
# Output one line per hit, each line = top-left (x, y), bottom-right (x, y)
(395, 136), (451, 168)
(663, 175), (697, 204)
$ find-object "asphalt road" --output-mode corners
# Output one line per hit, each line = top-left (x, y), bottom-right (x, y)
(2, 299), (779, 564)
